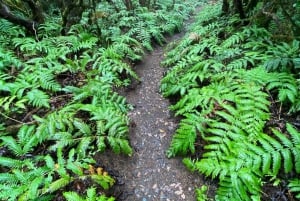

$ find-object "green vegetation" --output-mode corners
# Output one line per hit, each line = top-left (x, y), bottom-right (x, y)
(0, 0), (197, 200)
(161, 1), (300, 200)
(64, 188), (115, 201)
(2, 0), (300, 200)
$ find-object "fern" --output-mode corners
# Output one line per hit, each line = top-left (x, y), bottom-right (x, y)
(0, 125), (37, 156)
(222, 32), (245, 48)
(189, 125), (300, 200)
(167, 113), (201, 157)
(0, 47), (23, 71)
(64, 188), (115, 201)
(0, 157), (24, 168)
(81, 102), (132, 155)
(0, 0), (205, 200)
(162, 3), (300, 200)
(289, 179), (300, 199)
(25, 89), (50, 108)
(0, 147), (114, 200)
(265, 40), (300, 72)
(266, 73), (298, 104)
(196, 185), (210, 201)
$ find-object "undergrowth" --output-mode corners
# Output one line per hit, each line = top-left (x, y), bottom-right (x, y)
(161, 2), (300, 201)
(0, 0), (198, 200)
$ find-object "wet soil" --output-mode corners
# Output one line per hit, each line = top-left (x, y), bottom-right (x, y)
(96, 14), (209, 201)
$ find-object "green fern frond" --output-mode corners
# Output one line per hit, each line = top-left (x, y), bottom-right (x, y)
(288, 179), (300, 199)
(167, 113), (204, 157)
(266, 73), (298, 104)
(196, 185), (209, 201)
(222, 32), (245, 48)
(0, 47), (23, 70)
(26, 89), (50, 108)
(0, 157), (24, 168)
(0, 173), (19, 185)
(43, 177), (72, 194)
(64, 188), (115, 201)
(64, 191), (85, 201)
(36, 71), (61, 92)
(90, 174), (115, 190)
(0, 136), (24, 156)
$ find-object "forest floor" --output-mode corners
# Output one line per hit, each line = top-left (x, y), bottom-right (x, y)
(95, 10), (214, 201)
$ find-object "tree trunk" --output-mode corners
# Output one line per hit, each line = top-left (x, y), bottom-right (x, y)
(23, 0), (44, 23)
(123, 0), (133, 10)
(61, 0), (86, 35)
(222, 0), (230, 15)
(233, 0), (246, 19)
(246, 0), (259, 12)
(0, 2), (38, 35)
(139, 0), (146, 7)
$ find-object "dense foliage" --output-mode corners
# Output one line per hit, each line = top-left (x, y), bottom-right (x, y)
(0, 0), (198, 200)
(161, 1), (300, 200)
(2, 0), (300, 200)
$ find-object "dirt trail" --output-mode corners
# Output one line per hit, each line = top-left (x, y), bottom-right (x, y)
(96, 15), (204, 201)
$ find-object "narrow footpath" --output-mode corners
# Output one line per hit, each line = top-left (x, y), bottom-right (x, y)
(97, 17), (203, 201)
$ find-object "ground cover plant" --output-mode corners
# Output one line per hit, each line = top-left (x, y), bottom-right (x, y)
(161, 1), (300, 200)
(0, 0), (198, 200)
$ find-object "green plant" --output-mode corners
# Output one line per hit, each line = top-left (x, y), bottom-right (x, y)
(0, 132), (114, 201)
(195, 185), (210, 201)
(162, 2), (300, 200)
(64, 188), (115, 201)
(289, 179), (300, 199)
(264, 40), (300, 72)
(0, 0), (203, 199)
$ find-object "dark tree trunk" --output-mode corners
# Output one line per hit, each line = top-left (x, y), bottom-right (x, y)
(91, 0), (101, 36)
(106, 0), (120, 12)
(123, 0), (133, 10)
(222, 0), (230, 15)
(23, 0), (44, 23)
(0, 2), (38, 35)
(153, 0), (157, 9)
(246, 0), (259, 12)
(233, 0), (246, 19)
(61, 0), (86, 35)
(139, 0), (146, 7)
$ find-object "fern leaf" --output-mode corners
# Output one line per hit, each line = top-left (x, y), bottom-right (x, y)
(0, 157), (23, 168)
(0, 136), (23, 156)
(288, 179), (300, 199)
(86, 187), (96, 200)
(107, 136), (132, 156)
(281, 149), (293, 173)
(43, 177), (72, 194)
(73, 119), (91, 135)
(90, 174), (114, 190)
(96, 136), (106, 152)
(0, 173), (18, 184)
(26, 89), (50, 108)
(166, 117), (197, 158)
(76, 137), (92, 158)
(63, 192), (85, 201)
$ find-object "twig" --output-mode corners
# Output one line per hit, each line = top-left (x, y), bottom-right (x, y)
(278, 102), (282, 120)
(22, 107), (40, 122)
(32, 22), (39, 42)
(5, 121), (37, 133)
(0, 112), (24, 124)
(50, 94), (73, 102)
